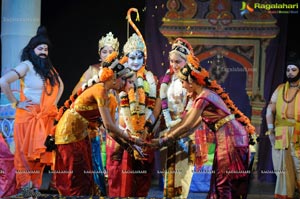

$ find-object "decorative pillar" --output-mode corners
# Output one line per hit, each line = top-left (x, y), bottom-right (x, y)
(0, 0), (41, 151)
(250, 39), (271, 134)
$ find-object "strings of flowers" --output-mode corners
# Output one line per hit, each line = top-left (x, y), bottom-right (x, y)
(160, 70), (182, 128)
(119, 65), (156, 138)
(52, 52), (118, 134)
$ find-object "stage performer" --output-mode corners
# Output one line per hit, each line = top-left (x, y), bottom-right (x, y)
(266, 52), (300, 199)
(149, 55), (256, 199)
(0, 26), (64, 198)
(106, 8), (159, 197)
(71, 32), (119, 195)
(53, 53), (143, 196)
(159, 37), (202, 198)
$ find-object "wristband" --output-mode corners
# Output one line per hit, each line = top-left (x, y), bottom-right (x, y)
(267, 123), (274, 130)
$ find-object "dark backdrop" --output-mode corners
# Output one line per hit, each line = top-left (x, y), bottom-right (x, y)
(40, 1), (300, 107)
(41, 0), (146, 106)
(1, 0), (299, 183)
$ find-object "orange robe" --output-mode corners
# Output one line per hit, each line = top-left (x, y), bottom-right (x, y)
(14, 82), (59, 189)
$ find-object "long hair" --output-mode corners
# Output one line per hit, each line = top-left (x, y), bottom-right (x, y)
(21, 46), (60, 86)
(53, 53), (129, 127)
(179, 55), (256, 144)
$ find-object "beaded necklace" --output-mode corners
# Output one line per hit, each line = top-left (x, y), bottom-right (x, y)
(43, 80), (54, 96)
(282, 84), (300, 103)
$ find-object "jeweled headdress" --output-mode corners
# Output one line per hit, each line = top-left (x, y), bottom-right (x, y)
(123, 33), (145, 56)
(98, 32), (119, 52)
(102, 52), (132, 78)
(169, 38), (193, 59)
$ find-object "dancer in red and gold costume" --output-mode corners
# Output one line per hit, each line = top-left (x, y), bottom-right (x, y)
(53, 53), (142, 196)
(149, 55), (256, 199)
(71, 32), (120, 196)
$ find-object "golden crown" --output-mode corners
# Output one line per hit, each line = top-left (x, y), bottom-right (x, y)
(98, 32), (119, 52)
(123, 33), (145, 56)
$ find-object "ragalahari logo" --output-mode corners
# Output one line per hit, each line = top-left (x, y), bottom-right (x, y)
(240, 1), (254, 16)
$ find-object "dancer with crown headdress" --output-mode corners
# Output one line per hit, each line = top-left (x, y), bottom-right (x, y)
(148, 55), (256, 199)
(70, 32), (120, 196)
(72, 32), (119, 94)
(158, 38), (209, 198)
(106, 8), (159, 197)
(53, 53), (144, 196)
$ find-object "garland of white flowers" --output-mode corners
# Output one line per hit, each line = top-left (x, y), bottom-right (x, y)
(160, 69), (194, 152)
(160, 69), (183, 129)
(144, 70), (156, 119)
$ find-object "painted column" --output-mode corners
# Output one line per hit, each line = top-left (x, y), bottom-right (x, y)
(0, 0), (41, 151)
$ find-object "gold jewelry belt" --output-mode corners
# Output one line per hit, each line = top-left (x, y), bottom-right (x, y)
(214, 114), (235, 131)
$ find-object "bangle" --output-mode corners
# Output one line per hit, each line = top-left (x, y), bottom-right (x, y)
(122, 130), (128, 140)
(265, 130), (274, 136)
(11, 101), (19, 108)
(267, 124), (274, 130)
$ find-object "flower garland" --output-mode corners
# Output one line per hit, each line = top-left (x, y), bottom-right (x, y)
(160, 68), (193, 152)
(53, 52), (118, 134)
(160, 69), (186, 128)
(119, 65), (156, 137)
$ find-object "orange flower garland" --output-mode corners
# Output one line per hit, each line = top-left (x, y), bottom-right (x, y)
(119, 65), (157, 137)
(54, 52), (118, 133)
(187, 54), (199, 68)
(119, 56), (128, 65)
(105, 51), (118, 63)
(183, 54), (257, 143)
(127, 72), (146, 133)
(99, 67), (114, 82)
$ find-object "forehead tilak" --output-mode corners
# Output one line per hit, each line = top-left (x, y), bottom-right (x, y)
(287, 64), (299, 70)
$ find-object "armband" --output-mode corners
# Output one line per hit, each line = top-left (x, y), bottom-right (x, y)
(11, 69), (21, 79)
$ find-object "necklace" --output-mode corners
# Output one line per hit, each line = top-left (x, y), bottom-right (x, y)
(44, 84), (53, 96)
(282, 85), (299, 103)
